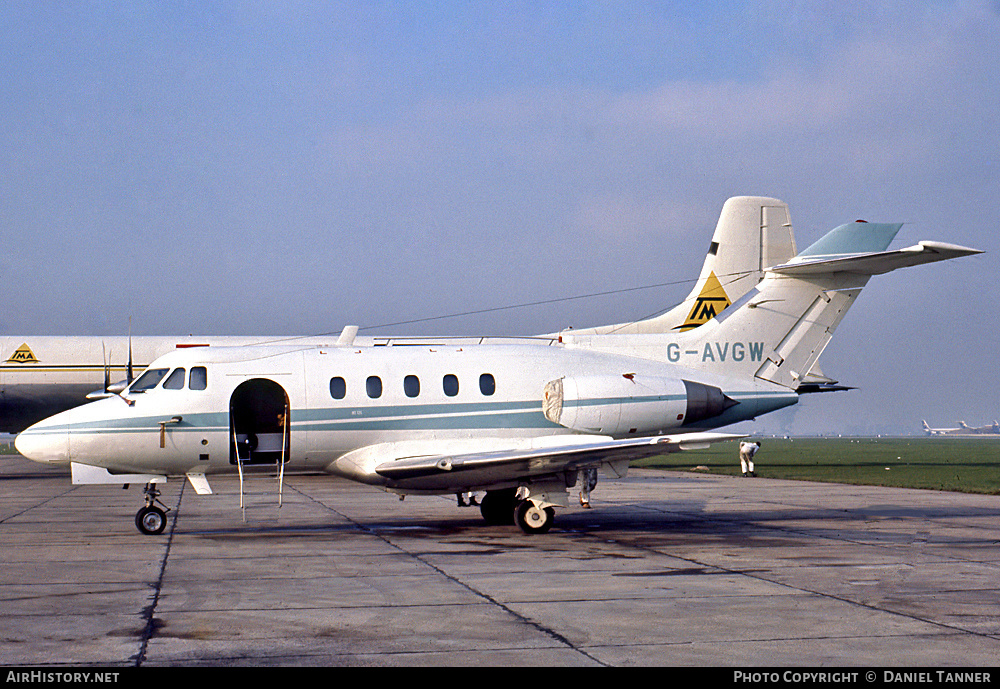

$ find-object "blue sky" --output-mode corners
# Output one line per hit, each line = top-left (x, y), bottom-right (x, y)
(1, 1), (997, 434)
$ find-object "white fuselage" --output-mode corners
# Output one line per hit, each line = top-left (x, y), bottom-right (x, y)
(14, 339), (796, 494)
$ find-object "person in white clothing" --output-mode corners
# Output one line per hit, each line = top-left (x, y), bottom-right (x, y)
(739, 441), (760, 477)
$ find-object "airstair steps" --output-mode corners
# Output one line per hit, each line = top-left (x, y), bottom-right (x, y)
(236, 462), (286, 524)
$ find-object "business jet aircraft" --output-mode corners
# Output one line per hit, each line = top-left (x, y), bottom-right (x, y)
(14, 198), (981, 535)
(2, 197), (811, 434)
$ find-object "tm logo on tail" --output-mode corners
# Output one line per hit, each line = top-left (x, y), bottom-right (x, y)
(678, 272), (731, 331)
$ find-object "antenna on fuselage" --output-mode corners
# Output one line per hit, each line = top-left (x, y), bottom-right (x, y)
(126, 317), (134, 384)
(102, 342), (110, 393)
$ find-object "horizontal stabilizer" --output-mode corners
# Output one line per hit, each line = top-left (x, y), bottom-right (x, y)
(772, 240), (982, 277)
(795, 383), (856, 394)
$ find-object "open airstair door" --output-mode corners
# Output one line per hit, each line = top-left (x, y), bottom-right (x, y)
(229, 378), (291, 466)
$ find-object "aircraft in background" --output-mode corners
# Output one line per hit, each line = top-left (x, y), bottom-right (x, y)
(922, 420), (1000, 436)
(4, 197), (837, 434)
(0, 334), (356, 435)
(14, 197), (981, 535)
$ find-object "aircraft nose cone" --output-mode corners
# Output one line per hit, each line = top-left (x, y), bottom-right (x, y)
(15, 423), (70, 464)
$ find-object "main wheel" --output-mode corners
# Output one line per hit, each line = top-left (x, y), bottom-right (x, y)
(480, 488), (518, 525)
(514, 500), (555, 535)
(135, 506), (167, 535)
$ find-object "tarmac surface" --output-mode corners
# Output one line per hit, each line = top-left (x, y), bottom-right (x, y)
(2, 452), (1000, 668)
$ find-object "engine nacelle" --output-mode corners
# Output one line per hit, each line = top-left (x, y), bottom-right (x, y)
(543, 375), (737, 436)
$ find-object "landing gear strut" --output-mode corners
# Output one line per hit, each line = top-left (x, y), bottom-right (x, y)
(135, 483), (170, 535)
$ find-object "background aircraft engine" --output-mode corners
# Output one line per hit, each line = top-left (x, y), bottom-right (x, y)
(543, 375), (738, 436)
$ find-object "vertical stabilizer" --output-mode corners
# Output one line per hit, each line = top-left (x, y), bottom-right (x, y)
(575, 196), (797, 335)
(675, 196), (796, 332)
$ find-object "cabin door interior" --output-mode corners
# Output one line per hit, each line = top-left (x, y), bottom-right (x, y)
(230, 378), (290, 465)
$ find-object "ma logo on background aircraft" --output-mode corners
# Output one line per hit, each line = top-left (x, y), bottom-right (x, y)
(11, 197), (981, 535)
(5, 344), (39, 364)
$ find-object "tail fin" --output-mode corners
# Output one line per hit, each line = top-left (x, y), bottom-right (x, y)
(577, 196), (797, 335)
(669, 221), (981, 390)
(673, 196), (796, 332)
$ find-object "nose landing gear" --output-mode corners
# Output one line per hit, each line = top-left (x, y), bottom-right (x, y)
(135, 483), (170, 535)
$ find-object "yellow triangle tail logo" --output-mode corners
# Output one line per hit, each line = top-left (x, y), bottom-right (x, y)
(678, 272), (731, 331)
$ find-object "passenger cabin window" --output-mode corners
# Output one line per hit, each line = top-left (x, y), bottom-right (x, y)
(480, 373), (496, 396)
(443, 374), (459, 397)
(330, 377), (346, 400)
(163, 368), (186, 390)
(404, 375), (420, 398)
(366, 376), (383, 399)
(130, 368), (169, 393)
(190, 366), (207, 391)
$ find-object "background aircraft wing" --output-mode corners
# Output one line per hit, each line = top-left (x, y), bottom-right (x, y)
(373, 432), (744, 489)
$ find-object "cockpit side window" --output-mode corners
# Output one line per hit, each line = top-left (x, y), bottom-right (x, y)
(163, 368), (186, 390)
(189, 366), (208, 390)
(130, 368), (169, 393)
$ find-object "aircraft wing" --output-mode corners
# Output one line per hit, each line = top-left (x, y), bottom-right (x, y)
(372, 432), (744, 491)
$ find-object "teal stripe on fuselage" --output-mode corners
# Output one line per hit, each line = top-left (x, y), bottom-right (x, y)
(289, 398), (556, 431)
(19, 389), (789, 437)
(18, 411), (230, 436)
(299, 410), (554, 432)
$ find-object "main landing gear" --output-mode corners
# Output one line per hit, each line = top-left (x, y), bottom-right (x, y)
(135, 483), (170, 535)
(514, 500), (555, 534)
(476, 487), (557, 535)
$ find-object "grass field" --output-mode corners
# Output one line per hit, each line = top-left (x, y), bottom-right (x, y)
(5, 435), (1000, 495)
(635, 436), (1000, 495)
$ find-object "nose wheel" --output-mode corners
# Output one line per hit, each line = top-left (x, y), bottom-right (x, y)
(135, 505), (167, 535)
(135, 483), (170, 535)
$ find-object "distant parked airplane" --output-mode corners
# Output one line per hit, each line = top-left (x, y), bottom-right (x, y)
(922, 420), (1000, 436)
